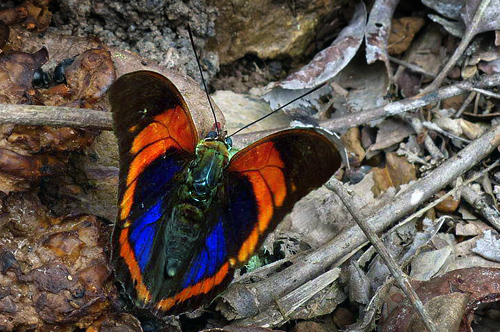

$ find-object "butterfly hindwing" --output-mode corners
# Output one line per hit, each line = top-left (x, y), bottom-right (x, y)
(153, 211), (233, 314)
(224, 128), (342, 265)
(109, 71), (198, 309)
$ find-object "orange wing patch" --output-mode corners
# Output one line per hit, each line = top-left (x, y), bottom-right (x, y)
(119, 106), (196, 221)
(155, 262), (230, 312)
(229, 141), (287, 263)
(119, 228), (152, 303)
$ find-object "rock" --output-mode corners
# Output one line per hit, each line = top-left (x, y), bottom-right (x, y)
(211, 90), (290, 134)
(207, 0), (348, 64)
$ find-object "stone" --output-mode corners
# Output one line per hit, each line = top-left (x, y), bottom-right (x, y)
(207, 0), (348, 64)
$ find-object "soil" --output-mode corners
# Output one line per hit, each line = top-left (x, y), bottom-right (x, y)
(48, 0), (350, 94)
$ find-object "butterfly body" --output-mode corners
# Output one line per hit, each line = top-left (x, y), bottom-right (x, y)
(109, 70), (344, 316)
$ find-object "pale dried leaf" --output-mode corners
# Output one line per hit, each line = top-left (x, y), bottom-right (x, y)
(456, 220), (491, 236)
(471, 230), (500, 262)
(461, 0), (500, 34)
(370, 119), (415, 151)
(422, 0), (465, 19)
(410, 246), (453, 280)
(427, 14), (465, 37)
(279, 2), (366, 89)
(365, 0), (400, 64)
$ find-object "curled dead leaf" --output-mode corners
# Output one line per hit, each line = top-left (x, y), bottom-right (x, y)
(388, 17), (425, 55)
(279, 2), (366, 89)
(381, 267), (500, 331)
(64, 48), (116, 107)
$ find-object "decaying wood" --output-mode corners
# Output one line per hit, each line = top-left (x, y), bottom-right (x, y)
(218, 123), (500, 320)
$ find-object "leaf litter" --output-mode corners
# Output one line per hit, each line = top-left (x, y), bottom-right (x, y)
(1, 0), (500, 331)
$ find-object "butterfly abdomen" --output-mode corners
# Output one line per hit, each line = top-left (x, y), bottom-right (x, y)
(161, 139), (230, 279)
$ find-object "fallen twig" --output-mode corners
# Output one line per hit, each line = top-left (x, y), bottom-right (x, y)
(464, 87), (500, 100)
(0, 74), (500, 148)
(404, 115), (446, 159)
(358, 161), (499, 271)
(455, 91), (476, 118)
(388, 55), (437, 78)
(0, 104), (112, 129)
(422, 121), (471, 144)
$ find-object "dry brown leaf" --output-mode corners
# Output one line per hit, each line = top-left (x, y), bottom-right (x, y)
(381, 267), (500, 331)
(64, 48), (116, 108)
(393, 24), (446, 84)
(0, 4), (28, 26)
(279, 2), (366, 89)
(0, 47), (48, 103)
(372, 153), (416, 196)
(341, 127), (365, 165)
(388, 17), (425, 55)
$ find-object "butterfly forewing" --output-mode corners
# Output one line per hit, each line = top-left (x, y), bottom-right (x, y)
(223, 128), (342, 265)
(109, 71), (199, 309)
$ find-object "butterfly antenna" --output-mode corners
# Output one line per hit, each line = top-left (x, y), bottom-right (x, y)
(187, 23), (220, 134)
(227, 81), (328, 138)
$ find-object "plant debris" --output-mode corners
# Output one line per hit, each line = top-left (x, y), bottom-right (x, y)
(0, 0), (500, 331)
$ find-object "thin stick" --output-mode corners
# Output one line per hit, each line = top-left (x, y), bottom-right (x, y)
(422, 121), (472, 143)
(462, 183), (500, 231)
(422, 0), (492, 92)
(0, 104), (112, 129)
(464, 87), (500, 100)
(325, 180), (437, 332)
(1, 74), (500, 147)
(454, 91), (476, 118)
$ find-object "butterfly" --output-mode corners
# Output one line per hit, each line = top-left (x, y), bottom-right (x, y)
(109, 70), (344, 316)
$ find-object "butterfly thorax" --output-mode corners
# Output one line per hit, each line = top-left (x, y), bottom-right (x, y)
(186, 140), (230, 201)
(163, 139), (230, 278)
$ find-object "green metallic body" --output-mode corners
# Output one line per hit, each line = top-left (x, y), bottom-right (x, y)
(164, 140), (230, 277)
